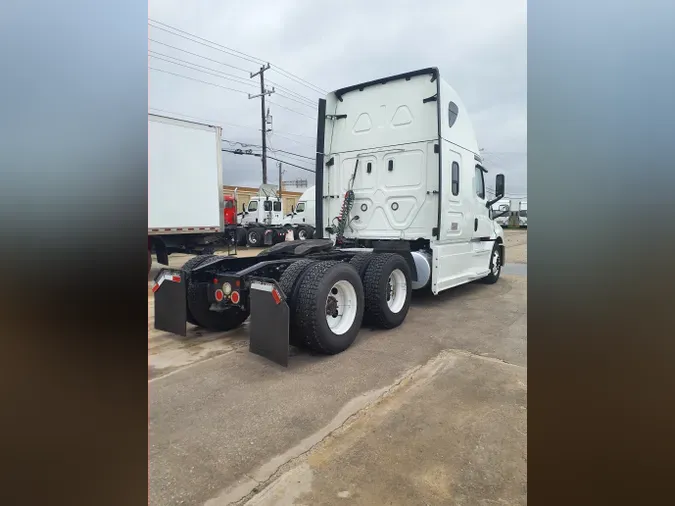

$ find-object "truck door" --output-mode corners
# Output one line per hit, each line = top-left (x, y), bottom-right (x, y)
(471, 165), (494, 270)
(440, 148), (470, 243)
(273, 200), (283, 223)
(242, 200), (258, 225)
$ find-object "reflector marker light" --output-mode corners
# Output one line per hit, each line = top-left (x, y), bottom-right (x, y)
(271, 288), (282, 305)
(152, 273), (181, 292)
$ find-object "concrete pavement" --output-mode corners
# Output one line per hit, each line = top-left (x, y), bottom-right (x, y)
(149, 231), (527, 505)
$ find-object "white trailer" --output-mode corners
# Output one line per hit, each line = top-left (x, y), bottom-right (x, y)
(148, 114), (233, 271)
(152, 68), (507, 366)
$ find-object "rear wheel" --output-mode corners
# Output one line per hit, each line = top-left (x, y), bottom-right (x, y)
(293, 261), (364, 354)
(349, 253), (376, 278)
(235, 227), (247, 246)
(295, 226), (309, 240)
(181, 254), (218, 326)
(246, 228), (264, 247)
(363, 253), (412, 329)
(279, 259), (317, 347)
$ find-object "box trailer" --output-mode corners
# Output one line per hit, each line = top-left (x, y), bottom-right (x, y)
(152, 68), (507, 366)
(148, 114), (235, 272)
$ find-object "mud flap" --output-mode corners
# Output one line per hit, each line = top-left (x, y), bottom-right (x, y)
(248, 279), (290, 367)
(153, 269), (187, 336)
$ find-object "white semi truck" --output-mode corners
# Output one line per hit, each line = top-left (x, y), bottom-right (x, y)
(518, 200), (527, 227)
(234, 184), (317, 246)
(148, 114), (235, 273)
(282, 185), (316, 240)
(492, 201), (511, 227)
(152, 68), (507, 366)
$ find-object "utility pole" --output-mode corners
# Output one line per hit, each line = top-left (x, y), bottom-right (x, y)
(278, 161), (283, 199)
(248, 63), (275, 184)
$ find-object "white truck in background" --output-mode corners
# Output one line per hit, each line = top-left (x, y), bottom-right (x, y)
(152, 67), (507, 367)
(148, 114), (235, 273)
(492, 201), (511, 227)
(234, 184), (317, 246)
(282, 185), (316, 240)
(518, 200), (527, 227)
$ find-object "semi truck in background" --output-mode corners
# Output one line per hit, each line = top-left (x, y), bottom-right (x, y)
(152, 67), (507, 367)
(148, 114), (235, 273)
(228, 184), (317, 246)
(282, 185), (316, 240)
(518, 200), (527, 227)
(491, 201), (511, 227)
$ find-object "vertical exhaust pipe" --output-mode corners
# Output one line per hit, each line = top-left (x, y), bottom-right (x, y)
(314, 98), (326, 238)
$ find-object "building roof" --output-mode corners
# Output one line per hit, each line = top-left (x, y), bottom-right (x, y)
(222, 185), (303, 196)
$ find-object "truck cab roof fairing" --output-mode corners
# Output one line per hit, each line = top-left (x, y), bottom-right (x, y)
(333, 67), (439, 102)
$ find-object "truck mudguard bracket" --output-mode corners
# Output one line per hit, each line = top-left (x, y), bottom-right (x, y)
(248, 278), (290, 367)
(153, 269), (187, 336)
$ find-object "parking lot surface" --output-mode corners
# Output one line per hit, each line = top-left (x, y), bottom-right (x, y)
(149, 230), (527, 505)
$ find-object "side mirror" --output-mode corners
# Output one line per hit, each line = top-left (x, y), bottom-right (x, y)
(495, 174), (505, 197)
(486, 174), (505, 208)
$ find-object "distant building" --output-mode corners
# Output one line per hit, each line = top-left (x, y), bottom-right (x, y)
(223, 185), (304, 214)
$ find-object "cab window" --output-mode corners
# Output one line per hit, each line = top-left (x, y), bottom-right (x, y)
(273, 201), (281, 212)
(263, 201), (272, 211)
(295, 202), (305, 213)
(247, 200), (258, 212)
(475, 166), (485, 199)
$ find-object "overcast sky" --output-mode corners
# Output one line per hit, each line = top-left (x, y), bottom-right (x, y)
(148, 0), (527, 196)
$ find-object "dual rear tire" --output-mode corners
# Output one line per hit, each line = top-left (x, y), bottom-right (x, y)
(281, 253), (412, 355)
(282, 260), (364, 354)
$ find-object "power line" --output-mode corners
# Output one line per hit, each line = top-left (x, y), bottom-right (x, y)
(148, 19), (265, 65)
(273, 92), (317, 110)
(268, 100), (317, 120)
(148, 19), (327, 95)
(148, 52), (258, 89)
(222, 138), (314, 160)
(266, 79), (317, 105)
(222, 148), (315, 173)
(148, 67), (251, 95)
(270, 65), (327, 95)
(148, 38), (252, 75)
(267, 155), (315, 173)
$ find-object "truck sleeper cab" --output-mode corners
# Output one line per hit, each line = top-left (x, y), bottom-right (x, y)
(153, 68), (507, 366)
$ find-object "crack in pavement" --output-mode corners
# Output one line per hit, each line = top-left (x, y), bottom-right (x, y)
(204, 348), (526, 506)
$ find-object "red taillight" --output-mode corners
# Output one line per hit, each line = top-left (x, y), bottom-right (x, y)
(271, 288), (282, 305)
(230, 291), (240, 304)
(215, 289), (224, 301)
(213, 278), (219, 284)
(235, 279), (240, 287)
